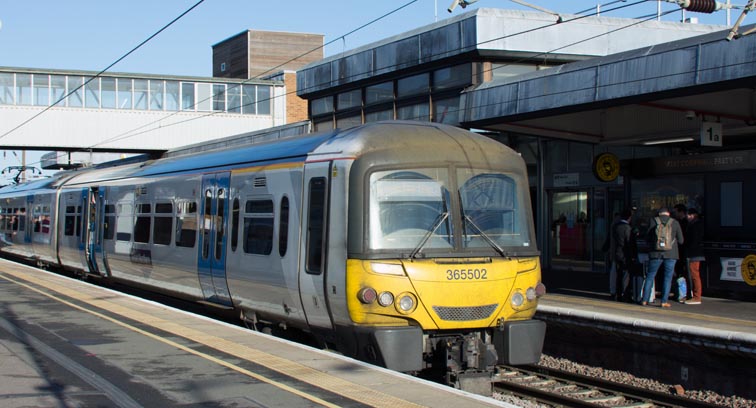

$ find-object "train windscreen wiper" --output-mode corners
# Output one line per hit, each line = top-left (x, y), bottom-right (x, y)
(409, 212), (449, 259)
(463, 214), (509, 258)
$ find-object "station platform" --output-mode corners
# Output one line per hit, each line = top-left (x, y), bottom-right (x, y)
(0, 259), (511, 408)
(540, 269), (756, 351)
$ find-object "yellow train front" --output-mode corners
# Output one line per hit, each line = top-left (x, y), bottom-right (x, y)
(326, 122), (546, 387)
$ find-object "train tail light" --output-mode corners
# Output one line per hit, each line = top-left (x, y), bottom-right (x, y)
(358, 287), (377, 304)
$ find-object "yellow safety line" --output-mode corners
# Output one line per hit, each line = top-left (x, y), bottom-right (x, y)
(0, 269), (426, 408)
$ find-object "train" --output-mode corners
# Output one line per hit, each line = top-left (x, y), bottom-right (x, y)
(0, 121), (545, 389)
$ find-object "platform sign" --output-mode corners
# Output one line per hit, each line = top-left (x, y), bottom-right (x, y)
(700, 121), (722, 147)
(720, 257), (745, 283)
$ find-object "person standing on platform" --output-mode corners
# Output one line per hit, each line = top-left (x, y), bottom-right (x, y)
(685, 208), (704, 305)
(673, 203), (689, 300)
(641, 207), (685, 308)
(610, 208), (635, 301)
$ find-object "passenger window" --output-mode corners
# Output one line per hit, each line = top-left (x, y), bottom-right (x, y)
(202, 189), (212, 259)
(243, 199), (274, 255)
(134, 202), (151, 243)
(65, 205), (76, 236)
(175, 200), (197, 248)
(153, 202), (173, 245)
(231, 198), (240, 252)
(306, 178), (326, 274)
(215, 188), (226, 261)
(104, 204), (116, 240)
(279, 196), (289, 257)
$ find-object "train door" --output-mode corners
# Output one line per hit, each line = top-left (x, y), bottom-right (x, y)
(86, 188), (110, 277)
(298, 162), (333, 329)
(197, 172), (233, 307)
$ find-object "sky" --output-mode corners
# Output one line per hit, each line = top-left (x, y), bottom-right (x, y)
(0, 0), (745, 183)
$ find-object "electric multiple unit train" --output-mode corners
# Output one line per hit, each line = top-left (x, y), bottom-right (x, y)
(0, 121), (545, 386)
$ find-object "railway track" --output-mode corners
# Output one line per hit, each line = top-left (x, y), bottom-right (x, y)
(493, 365), (719, 408)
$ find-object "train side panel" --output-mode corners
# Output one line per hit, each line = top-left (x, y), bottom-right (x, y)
(225, 164), (308, 327)
(103, 176), (204, 299)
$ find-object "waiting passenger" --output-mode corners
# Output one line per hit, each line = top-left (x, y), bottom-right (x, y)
(641, 207), (684, 308)
(684, 208), (704, 305)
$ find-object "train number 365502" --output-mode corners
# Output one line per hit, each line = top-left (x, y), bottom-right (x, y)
(446, 268), (488, 280)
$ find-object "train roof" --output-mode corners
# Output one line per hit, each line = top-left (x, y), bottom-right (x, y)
(50, 121), (525, 188)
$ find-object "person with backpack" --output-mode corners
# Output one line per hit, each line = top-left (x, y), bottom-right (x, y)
(641, 207), (685, 307)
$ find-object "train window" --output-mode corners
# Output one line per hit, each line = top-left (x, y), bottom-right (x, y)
(231, 198), (240, 252)
(176, 201), (197, 248)
(306, 178), (326, 274)
(17, 208), (25, 232)
(65, 205), (76, 236)
(202, 190), (212, 259)
(116, 202), (133, 242)
(153, 202), (173, 246)
(458, 170), (529, 249)
(215, 189), (226, 261)
(279, 196), (289, 257)
(155, 202), (172, 213)
(368, 170), (452, 251)
(134, 203), (151, 244)
(76, 206), (82, 237)
(104, 205), (115, 241)
(243, 199), (274, 255)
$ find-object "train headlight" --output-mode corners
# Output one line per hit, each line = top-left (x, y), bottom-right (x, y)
(526, 287), (536, 301)
(511, 291), (525, 308)
(395, 293), (417, 314)
(371, 262), (405, 276)
(535, 282), (547, 297)
(377, 291), (394, 307)
(358, 287), (377, 304)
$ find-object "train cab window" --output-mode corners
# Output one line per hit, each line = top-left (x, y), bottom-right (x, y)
(153, 202), (173, 246)
(175, 201), (197, 248)
(458, 171), (528, 249)
(65, 205), (76, 236)
(231, 198), (240, 252)
(368, 170), (452, 251)
(306, 178), (326, 274)
(279, 196), (289, 257)
(134, 203), (151, 243)
(243, 199), (274, 255)
(103, 204), (116, 240)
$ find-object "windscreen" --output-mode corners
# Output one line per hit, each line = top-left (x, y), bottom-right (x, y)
(368, 169), (452, 251)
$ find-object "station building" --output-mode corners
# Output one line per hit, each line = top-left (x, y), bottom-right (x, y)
(295, 8), (756, 297)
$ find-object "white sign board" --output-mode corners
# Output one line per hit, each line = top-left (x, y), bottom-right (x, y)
(700, 121), (722, 147)
(720, 257), (745, 282)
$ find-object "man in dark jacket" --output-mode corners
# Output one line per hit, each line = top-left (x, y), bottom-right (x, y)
(685, 208), (705, 304)
(610, 208), (635, 301)
(641, 207), (685, 307)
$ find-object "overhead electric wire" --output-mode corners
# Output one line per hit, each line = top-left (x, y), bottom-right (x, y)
(81, 0), (651, 152)
(0, 0), (206, 144)
(14, 1), (690, 174)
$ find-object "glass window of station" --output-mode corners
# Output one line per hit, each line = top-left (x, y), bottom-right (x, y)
(311, 63), (475, 132)
(0, 71), (273, 115)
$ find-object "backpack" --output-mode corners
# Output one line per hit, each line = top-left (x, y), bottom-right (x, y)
(653, 217), (674, 251)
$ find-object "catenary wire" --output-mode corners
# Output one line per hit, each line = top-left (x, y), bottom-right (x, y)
(0, 0), (206, 143)
(9, 1), (700, 174)
(69, 0), (652, 154)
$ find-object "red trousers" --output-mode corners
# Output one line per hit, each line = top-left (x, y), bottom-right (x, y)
(689, 260), (703, 300)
